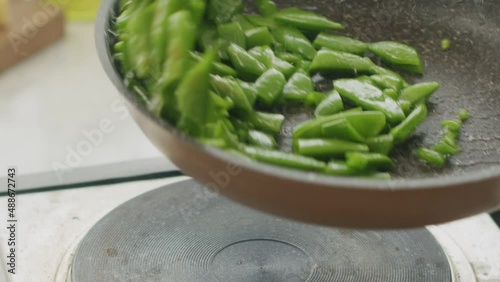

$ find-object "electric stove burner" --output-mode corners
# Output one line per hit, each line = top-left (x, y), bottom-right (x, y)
(71, 180), (453, 282)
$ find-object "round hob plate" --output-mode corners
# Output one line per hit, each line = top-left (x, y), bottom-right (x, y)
(72, 180), (452, 282)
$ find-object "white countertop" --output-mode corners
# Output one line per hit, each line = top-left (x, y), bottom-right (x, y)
(0, 23), (162, 176)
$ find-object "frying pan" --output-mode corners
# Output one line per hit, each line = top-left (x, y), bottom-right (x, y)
(96, 0), (500, 228)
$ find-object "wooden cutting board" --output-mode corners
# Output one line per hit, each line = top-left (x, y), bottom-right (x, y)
(0, 0), (8, 28)
(0, 0), (64, 72)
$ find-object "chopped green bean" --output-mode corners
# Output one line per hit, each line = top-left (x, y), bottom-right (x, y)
(126, 2), (155, 78)
(245, 15), (279, 28)
(442, 120), (462, 134)
(314, 90), (344, 117)
(397, 100), (413, 116)
(190, 51), (237, 77)
(313, 33), (367, 55)
(210, 75), (252, 115)
(399, 82), (440, 105)
(296, 60), (312, 72)
(366, 134), (394, 155)
(441, 39), (451, 51)
(189, 0), (207, 25)
(275, 52), (302, 64)
(417, 148), (445, 167)
(324, 161), (363, 176)
(245, 27), (273, 48)
(283, 71), (315, 102)
(320, 118), (365, 143)
(434, 140), (460, 156)
(273, 8), (344, 31)
(383, 89), (399, 101)
(346, 152), (395, 171)
(256, 0), (278, 16)
(207, 0), (244, 24)
(370, 74), (404, 92)
(227, 43), (267, 80)
(334, 79), (406, 124)
(233, 14), (255, 31)
(150, 0), (184, 70)
(158, 10), (197, 88)
(248, 130), (277, 149)
(369, 41), (424, 74)
(254, 68), (287, 106)
(370, 65), (409, 88)
(294, 111), (386, 139)
(324, 161), (391, 179)
(250, 112), (285, 134)
(442, 130), (458, 147)
(356, 75), (376, 85)
(305, 91), (327, 107)
(212, 120), (241, 149)
(243, 146), (327, 171)
(238, 80), (258, 106)
(273, 57), (296, 78)
(458, 109), (470, 121)
(248, 46), (296, 78)
(295, 139), (369, 158)
(271, 27), (317, 60)
(218, 22), (246, 49)
(390, 104), (428, 144)
(310, 49), (375, 75)
(175, 50), (215, 136)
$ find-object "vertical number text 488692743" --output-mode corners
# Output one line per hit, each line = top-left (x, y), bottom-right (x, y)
(6, 168), (17, 275)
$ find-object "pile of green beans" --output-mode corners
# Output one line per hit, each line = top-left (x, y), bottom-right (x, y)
(114, 0), (467, 179)
(416, 109), (469, 167)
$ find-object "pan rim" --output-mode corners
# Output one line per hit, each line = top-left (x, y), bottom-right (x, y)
(95, 0), (500, 192)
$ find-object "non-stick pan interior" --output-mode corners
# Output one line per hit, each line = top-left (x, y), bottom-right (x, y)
(108, 0), (500, 179)
(252, 0), (500, 178)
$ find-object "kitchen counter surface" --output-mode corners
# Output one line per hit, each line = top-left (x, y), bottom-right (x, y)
(0, 23), (162, 177)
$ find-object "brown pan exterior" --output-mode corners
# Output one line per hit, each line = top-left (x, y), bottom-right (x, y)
(131, 104), (500, 228)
